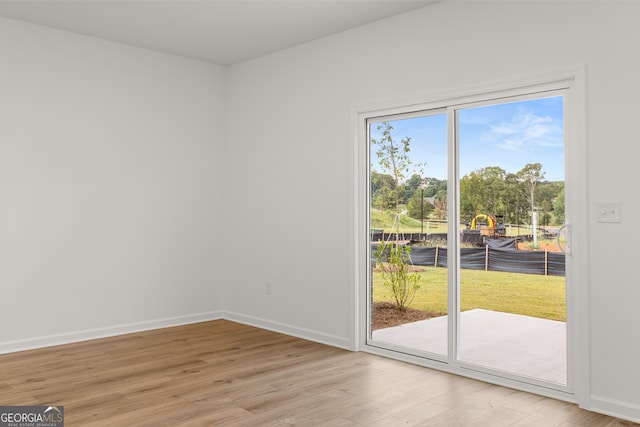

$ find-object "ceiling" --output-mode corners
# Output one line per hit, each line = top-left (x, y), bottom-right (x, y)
(0, 0), (439, 65)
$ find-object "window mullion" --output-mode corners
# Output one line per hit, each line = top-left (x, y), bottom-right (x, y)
(447, 106), (459, 364)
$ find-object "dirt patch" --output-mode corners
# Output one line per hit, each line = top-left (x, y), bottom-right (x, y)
(517, 241), (561, 252)
(372, 301), (445, 330)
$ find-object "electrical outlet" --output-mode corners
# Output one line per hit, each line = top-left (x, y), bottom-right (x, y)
(265, 280), (272, 295)
(597, 202), (621, 223)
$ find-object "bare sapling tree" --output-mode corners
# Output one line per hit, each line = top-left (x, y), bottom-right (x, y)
(517, 163), (546, 222)
(371, 122), (425, 311)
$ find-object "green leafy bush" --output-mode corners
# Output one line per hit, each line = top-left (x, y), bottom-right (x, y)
(374, 242), (421, 311)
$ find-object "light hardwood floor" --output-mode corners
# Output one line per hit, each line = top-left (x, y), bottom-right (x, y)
(0, 320), (637, 426)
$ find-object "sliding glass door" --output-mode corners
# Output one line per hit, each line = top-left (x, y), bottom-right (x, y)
(365, 87), (571, 390)
(455, 95), (567, 385)
(368, 112), (448, 359)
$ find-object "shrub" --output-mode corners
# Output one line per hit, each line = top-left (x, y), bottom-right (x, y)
(374, 242), (421, 311)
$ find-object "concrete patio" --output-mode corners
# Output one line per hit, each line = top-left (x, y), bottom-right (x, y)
(372, 308), (567, 384)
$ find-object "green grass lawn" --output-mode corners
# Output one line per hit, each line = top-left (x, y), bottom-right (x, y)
(372, 267), (566, 321)
(370, 209), (447, 234)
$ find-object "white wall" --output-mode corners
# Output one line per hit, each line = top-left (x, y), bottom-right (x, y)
(1, 1), (639, 422)
(225, 1), (640, 421)
(0, 17), (226, 350)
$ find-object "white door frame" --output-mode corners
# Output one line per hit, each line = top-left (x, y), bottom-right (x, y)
(353, 66), (589, 405)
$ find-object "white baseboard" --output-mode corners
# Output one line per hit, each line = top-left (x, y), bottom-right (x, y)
(588, 395), (640, 424)
(223, 311), (352, 350)
(0, 311), (224, 354)
(0, 310), (352, 355)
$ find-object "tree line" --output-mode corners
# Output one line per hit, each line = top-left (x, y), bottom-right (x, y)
(372, 166), (564, 226)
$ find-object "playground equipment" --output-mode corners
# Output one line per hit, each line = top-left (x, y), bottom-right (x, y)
(470, 214), (496, 230)
(468, 214), (506, 236)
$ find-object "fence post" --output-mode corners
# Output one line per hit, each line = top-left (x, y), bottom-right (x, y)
(485, 244), (489, 271)
(545, 250), (548, 276)
(434, 246), (439, 268)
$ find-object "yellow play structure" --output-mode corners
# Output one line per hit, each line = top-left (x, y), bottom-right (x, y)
(469, 214), (505, 236)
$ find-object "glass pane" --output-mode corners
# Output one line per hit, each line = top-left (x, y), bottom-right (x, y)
(369, 113), (448, 357)
(456, 96), (567, 384)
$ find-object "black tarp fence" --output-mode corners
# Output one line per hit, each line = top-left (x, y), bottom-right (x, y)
(372, 243), (565, 277)
(371, 233), (531, 246)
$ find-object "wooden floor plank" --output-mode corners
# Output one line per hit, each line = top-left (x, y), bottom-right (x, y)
(0, 319), (638, 426)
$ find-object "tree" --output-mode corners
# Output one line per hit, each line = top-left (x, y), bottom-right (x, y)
(480, 166), (507, 216)
(371, 171), (396, 210)
(423, 177), (446, 198)
(432, 188), (447, 220)
(553, 187), (565, 223)
(460, 166), (508, 221)
(517, 163), (546, 222)
(460, 169), (485, 222)
(370, 121), (424, 311)
(372, 186), (396, 210)
(402, 174), (424, 204)
(535, 181), (564, 225)
(371, 122), (419, 213)
(503, 172), (528, 225)
(370, 171), (395, 195)
(407, 188), (433, 220)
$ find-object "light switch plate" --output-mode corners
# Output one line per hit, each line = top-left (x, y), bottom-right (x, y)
(597, 202), (621, 223)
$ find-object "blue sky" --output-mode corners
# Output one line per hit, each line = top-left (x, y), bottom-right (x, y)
(370, 95), (564, 182)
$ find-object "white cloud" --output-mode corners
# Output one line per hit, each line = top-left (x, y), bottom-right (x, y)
(485, 113), (562, 152)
